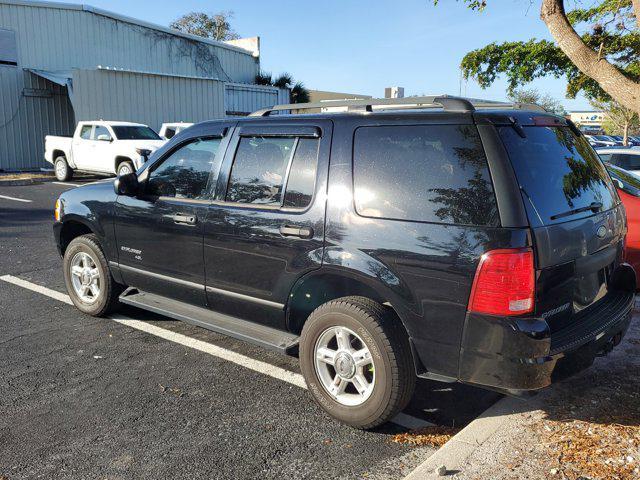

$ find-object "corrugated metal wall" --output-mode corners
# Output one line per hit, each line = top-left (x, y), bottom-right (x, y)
(72, 69), (225, 132)
(0, 1), (258, 82)
(224, 83), (290, 116)
(0, 66), (74, 171)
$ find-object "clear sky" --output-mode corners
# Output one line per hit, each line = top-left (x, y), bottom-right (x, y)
(59, 0), (592, 111)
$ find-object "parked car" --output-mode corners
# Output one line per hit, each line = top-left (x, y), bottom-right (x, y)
(604, 163), (640, 290)
(585, 134), (618, 146)
(53, 96), (635, 429)
(596, 147), (640, 175)
(46, 121), (165, 181)
(159, 122), (194, 140)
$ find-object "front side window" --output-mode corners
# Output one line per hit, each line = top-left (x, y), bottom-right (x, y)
(94, 126), (111, 141)
(79, 125), (93, 140)
(353, 125), (498, 226)
(147, 138), (222, 199)
(611, 153), (640, 171)
(112, 126), (161, 140)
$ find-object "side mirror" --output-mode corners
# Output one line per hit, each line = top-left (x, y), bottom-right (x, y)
(114, 172), (139, 196)
(615, 179), (624, 189)
(136, 148), (152, 163)
(97, 134), (112, 142)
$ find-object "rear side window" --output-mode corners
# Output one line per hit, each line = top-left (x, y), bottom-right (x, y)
(226, 136), (319, 208)
(79, 125), (93, 140)
(499, 126), (618, 225)
(353, 125), (498, 226)
(610, 153), (640, 171)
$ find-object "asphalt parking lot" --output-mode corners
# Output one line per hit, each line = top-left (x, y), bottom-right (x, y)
(0, 179), (501, 480)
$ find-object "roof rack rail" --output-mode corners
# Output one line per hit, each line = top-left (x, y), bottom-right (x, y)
(249, 95), (547, 117)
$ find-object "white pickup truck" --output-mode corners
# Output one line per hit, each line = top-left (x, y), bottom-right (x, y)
(45, 121), (165, 181)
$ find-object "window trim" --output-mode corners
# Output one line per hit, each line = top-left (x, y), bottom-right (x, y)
(351, 123), (501, 228)
(221, 134), (319, 213)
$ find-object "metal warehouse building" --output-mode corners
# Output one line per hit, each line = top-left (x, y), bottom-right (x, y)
(0, 0), (288, 171)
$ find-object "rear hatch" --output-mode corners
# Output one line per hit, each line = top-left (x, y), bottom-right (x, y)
(497, 118), (627, 342)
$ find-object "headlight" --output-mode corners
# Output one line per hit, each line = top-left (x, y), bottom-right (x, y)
(54, 198), (61, 221)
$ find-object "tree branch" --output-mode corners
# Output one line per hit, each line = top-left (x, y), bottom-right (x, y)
(540, 0), (640, 114)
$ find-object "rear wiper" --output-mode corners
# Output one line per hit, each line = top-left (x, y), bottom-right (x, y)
(550, 202), (603, 220)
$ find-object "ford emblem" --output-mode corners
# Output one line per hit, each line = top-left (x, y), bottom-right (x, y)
(596, 225), (607, 239)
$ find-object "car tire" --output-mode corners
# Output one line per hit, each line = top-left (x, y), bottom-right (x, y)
(117, 161), (135, 177)
(63, 234), (124, 317)
(299, 296), (415, 429)
(54, 156), (73, 181)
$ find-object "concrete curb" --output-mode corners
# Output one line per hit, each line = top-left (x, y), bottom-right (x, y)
(404, 396), (529, 479)
(0, 176), (55, 186)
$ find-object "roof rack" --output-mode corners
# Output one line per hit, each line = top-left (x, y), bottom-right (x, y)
(249, 95), (547, 117)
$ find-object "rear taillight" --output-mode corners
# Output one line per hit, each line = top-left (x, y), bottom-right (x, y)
(468, 248), (535, 316)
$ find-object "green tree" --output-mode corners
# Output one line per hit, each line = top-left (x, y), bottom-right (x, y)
(452, 0), (640, 114)
(508, 88), (566, 115)
(592, 99), (640, 144)
(170, 11), (239, 41)
(254, 72), (311, 104)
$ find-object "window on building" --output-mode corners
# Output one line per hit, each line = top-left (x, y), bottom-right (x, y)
(353, 125), (499, 226)
(147, 138), (222, 199)
(0, 29), (17, 66)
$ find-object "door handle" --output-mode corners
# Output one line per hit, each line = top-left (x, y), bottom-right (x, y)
(280, 225), (313, 239)
(171, 213), (197, 225)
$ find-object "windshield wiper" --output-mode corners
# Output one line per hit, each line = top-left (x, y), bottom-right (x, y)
(550, 202), (603, 220)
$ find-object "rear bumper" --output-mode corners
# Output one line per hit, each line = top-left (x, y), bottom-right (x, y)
(458, 290), (634, 393)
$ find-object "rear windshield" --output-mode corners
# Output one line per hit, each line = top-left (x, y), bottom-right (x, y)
(499, 126), (618, 226)
(112, 126), (160, 140)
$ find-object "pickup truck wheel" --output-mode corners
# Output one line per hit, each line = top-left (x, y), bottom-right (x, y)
(299, 296), (415, 429)
(54, 156), (73, 181)
(63, 234), (124, 317)
(117, 161), (134, 177)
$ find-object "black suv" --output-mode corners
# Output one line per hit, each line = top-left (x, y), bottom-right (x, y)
(53, 96), (636, 429)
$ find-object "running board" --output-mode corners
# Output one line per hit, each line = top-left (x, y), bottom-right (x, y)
(119, 289), (299, 354)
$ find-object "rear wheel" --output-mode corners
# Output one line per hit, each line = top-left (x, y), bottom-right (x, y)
(63, 234), (124, 316)
(117, 161), (134, 177)
(54, 156), (73, 181)
(299, 296), (415, 429)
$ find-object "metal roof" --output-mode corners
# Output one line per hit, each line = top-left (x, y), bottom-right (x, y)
(0, 0), (255, 56)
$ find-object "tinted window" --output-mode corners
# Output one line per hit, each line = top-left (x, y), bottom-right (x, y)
(227, 137), (296, 205)
(79, 125), (93, 140)
(147, 138), (222, 199)
(606, 163), (640, 197)
(612, 154), (640, 170)
(94, 125), (111, 141)
(598, 153), (612, 162)
(112, 126), (161, 140)
(283, 138), (319, 208)
(353, 125), (498, 226)
(499, 126), (618, 225)
(164, 128), (176, 139)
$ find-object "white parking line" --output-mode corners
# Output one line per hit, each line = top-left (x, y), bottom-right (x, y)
(0, 274), (432, 429)
(51, 181), (78, 187)
(0, 194), (32, 203)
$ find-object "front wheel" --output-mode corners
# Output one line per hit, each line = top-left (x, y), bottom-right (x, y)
(63, 234), (124, 316)
(54, 156), (73, 181)
(299, 296), (415, 429)
(117, 161), (135, 177)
